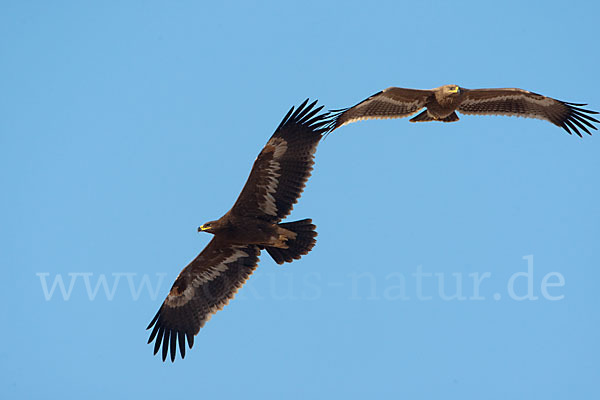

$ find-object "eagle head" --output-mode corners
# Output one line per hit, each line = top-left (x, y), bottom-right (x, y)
(444, 85), (461, 95)
(198, 220), (220, 234)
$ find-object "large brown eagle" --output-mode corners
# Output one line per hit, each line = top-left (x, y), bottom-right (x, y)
(147, 100), (333, 362)
(331, 85), (598, 136)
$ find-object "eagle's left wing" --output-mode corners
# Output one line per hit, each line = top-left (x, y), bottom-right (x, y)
(457, 88), (598, 137)
(147, 239), (260, 362)
(228, 99), (332, 222)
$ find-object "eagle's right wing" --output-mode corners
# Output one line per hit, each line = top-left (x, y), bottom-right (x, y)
(330, 87), (432, 130)
(147, 238), (260, 362)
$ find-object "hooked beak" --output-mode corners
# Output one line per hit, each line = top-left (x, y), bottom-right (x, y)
(198, 225), (209, 232)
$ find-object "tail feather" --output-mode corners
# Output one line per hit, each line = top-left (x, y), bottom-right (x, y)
(409, 110), (459, 123)
(266, 219), (317, 265)
(439, 112), (459, 122)
(409, 110), (434, 122)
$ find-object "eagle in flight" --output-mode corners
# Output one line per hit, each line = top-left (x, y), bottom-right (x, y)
(330, 85), (598, 136)
(147, 100), (333, 362)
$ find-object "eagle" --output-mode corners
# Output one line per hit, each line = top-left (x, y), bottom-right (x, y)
(330, 85), (599, 137)
(147, 100), (333, 362)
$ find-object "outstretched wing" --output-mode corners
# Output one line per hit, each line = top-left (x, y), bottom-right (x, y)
(329, 87), (433, 130)
(228, 99), (333, 222)
(457, 88), (599, 137)
(147, 239), (260, 362)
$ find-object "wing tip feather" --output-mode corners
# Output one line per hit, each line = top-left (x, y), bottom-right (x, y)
(277, 99), (335, 136)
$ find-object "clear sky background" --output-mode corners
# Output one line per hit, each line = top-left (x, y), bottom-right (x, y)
(2, 1), (599, 398)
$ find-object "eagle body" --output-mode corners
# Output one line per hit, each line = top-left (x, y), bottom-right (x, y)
(331, 84), (598, 136)
(147, 100), (332, 362)
(200, 214), (297, 248)
(406, 85), (465, 122)
(426, 85), (464, 119)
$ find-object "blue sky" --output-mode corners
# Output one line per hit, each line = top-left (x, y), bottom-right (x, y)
(2, 1), (599, 398)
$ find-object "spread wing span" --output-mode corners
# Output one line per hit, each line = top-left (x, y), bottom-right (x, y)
(329, 86), (598, 137)
(147, 100), (333, 362)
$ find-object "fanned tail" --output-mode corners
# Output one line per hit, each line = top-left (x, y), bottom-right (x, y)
(266, 219), (317, 264)
(409, 110), (434, 122)
(409, 110), (459, 123)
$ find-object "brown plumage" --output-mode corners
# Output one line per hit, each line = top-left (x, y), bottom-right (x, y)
(331, 85), (599, 137)
(147, 100), (332, 362)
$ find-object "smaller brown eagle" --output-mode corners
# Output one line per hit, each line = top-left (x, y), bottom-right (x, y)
(330, 85), (598, 137)
(147, 100), (332, 362)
